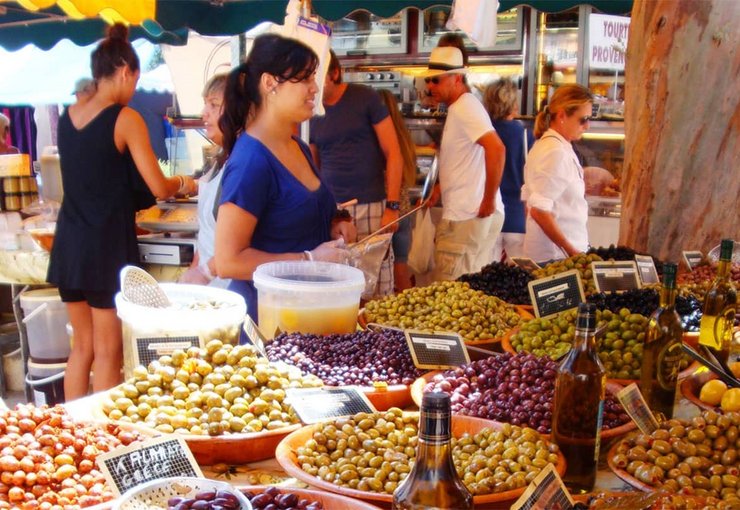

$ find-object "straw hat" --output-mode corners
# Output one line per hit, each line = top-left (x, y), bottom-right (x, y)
(420, 46), (468, 77)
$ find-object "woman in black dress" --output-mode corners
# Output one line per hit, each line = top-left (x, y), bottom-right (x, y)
(47, 24), (196, 400)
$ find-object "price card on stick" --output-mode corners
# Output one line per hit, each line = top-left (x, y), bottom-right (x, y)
(616, 383), (660, 435)
(635, 254), (660, 285)
(511, 257), (542, 272)
(527, 270), (585, 319)
(511, 463), (575, 510)
(285, 387), (376, 424)
(97, 436), (202, 496)
(683, 250), (704, 271)
(591, 260), (641, 293)
(404, 330), (470, 370)
(134, 336), (200, 369)
(242, 315), (268, 357)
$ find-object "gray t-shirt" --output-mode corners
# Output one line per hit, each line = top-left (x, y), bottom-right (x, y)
(310, 84), (389, 203)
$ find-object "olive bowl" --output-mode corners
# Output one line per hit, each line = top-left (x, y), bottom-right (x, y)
(114, 476), (251, 510)
(275, 413), (567, 508)
(410, 371), (635, 441)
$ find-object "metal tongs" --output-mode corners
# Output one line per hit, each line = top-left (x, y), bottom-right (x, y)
(681, 343), (740, 388)
(352, 156), (439, 246)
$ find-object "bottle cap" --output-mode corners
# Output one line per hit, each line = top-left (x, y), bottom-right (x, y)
(662, 262), (677, 288)
(720, 239), (735, 261)
(421, 392), (450, 411)
(576, 302), (597, 331)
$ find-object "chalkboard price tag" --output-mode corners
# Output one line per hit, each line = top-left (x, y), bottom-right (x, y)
(511, 463), (575, 510)
(97, 436), (202, 497)
(527, 269), (585, 319)
(635, 254), (660, 285)
(404, 330), (470, 370)
(511, 257), (541, 272)
(591, 260), (641, 293)
(616, 383), (660, 435)
(285, 387), (376, 424)
(242, 315), (268, 357)
(135, 336), (200, 368)
(683, 251), (704, 271)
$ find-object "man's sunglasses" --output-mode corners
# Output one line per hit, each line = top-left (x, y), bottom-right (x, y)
(424, 76), (442, 84)
(578, 115), (591, 125)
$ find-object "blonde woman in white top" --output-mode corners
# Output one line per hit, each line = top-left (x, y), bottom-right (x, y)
(522, 84), (593, 263)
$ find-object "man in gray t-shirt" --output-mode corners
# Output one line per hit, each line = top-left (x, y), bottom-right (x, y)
(310, 51), (403, 297)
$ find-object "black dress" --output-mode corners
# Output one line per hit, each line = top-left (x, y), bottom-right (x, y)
(47, 104), (154, 294)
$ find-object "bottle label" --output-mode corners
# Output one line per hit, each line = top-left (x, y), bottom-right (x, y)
(616, 383), (659, 435)
(657, 341), (683, 390)
(419, 409), (450, 443)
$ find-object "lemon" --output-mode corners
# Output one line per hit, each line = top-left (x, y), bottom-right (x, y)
(720, 388), (740, 412)
(730, 361), (740, 379)
(699, 379), (727, 406)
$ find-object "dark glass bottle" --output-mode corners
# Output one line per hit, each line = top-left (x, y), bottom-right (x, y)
(551, 302), (606, 494)
(699, 239), (737, 364)
(639, 263), (684, 419)
(392, 393), (473, 510)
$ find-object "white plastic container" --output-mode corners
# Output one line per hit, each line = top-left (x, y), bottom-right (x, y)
(25, 360), (66, 406)
(115, 283), (246, 378)
(20, 288), (71, 362)
(253, 261), (365, 339)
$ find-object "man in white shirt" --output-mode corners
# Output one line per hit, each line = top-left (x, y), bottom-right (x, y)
(423, 47), (506, 280)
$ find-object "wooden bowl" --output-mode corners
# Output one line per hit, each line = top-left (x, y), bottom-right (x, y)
(410, 372), (635, 440)
(680, 370), (719, 411)
(91, 392), (301, 465)
(275, 414), (567, 508)
(607, 436), (655, 492)
(239, 486), (383, 509)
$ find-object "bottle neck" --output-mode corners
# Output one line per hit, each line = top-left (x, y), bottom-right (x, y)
(574, 322), (597, 351)
(419, 406), (451, 443)
(717, 258), (731, 280)
(660, 281), (677, 308)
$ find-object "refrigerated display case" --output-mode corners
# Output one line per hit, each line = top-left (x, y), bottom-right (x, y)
(417, 7), (524, 54)
(323, 9), (407, 56)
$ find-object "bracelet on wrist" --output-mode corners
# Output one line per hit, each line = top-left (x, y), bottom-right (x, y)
(303, 250), (313, 261)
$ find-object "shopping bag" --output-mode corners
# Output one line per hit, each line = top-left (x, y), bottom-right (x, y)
(348, 233), (393, 300)
(407, 209), (435, 274)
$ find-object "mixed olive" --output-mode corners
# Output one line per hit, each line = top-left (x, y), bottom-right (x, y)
(587, 288), (703, 331)
(0, 404), (143, 509)
(531, 253), (603, 295)
(265, 330), (423, 386)
(100, 340), (323, 436)
(457, 262), (533, 305)
(364, 281), (522, 341)
(422, 352), (631, 434)
(576, 491), (735, 510)
(611, 410), (740, 506)
(294, 408), (560, 497)
(240, 487), (324, 510)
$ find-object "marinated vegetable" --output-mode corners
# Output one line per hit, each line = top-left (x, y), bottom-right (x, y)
(364, 281), (521, 341)
(294, 408), (560, 497)
(100, 340), (322, 436)
(266, 330), (423, 386)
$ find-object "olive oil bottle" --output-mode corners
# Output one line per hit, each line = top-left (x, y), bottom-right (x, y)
(392, 393), (473, 510)
(551, 302), (606, 494)
(639, 263), (683, 419)
(699, 239), (737, 364)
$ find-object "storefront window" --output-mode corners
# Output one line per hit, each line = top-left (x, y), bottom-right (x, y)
(418, 7), (523, 53)
(324, 10), (406, 55)
(587, 11), (629, 119)
(534, 8), (580, 112)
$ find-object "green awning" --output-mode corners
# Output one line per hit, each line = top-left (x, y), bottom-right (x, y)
(0, 1), (632, 51)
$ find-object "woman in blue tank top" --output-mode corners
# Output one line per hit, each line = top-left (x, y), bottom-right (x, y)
(214, 35), (356, 326)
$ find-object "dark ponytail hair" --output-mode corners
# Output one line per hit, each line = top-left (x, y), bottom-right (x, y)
(91, 22), (140, 81)
(219, 34), (319, 156)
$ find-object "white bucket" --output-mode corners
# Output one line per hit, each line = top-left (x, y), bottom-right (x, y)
(20, 288), (71, 362)
(253, 261), (365, 339)
(115, 283), (246, 379)
(26, 360), (66, 406)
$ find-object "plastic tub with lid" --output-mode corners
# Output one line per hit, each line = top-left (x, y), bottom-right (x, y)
(253, 261), (365, 340)
(115, 283), (246, 378)
(20, 288), (71, 362)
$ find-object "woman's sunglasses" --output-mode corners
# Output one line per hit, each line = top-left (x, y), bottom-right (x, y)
(578, 115), (591, 125)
